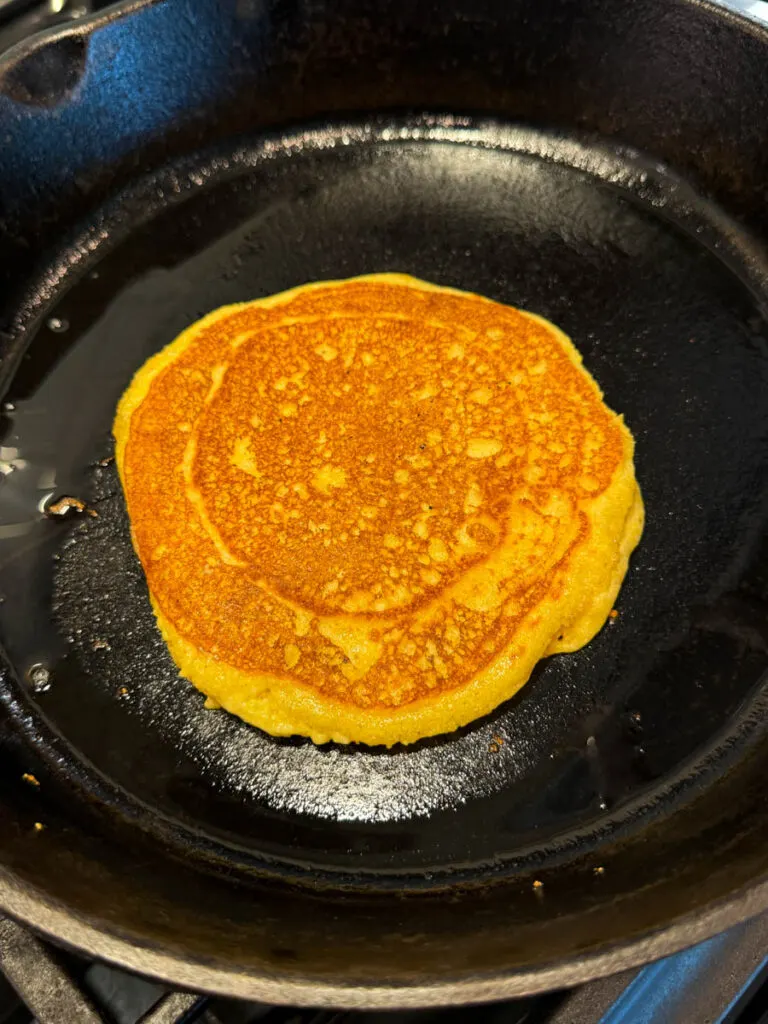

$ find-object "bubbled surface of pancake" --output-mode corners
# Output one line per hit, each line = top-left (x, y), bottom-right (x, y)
(114, 274), (643, 746)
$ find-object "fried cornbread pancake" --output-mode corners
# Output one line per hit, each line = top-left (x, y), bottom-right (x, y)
(114, 274), (643, 746)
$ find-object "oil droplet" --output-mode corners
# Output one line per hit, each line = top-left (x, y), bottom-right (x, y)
(47, 317), (69, 333)
(26, 664), (50, 693)
(21, 773), (39, 787)
(117, 686), (132, 702)
(33, 822), (45, 833)
(593, 865), (605, 876)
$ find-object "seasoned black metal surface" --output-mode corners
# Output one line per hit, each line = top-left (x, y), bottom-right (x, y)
(2, 118), (768, 877)
(0, 0), (767, 1005)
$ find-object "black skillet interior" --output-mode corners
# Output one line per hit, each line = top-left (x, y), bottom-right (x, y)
(4, 117), (768, 877)
(1, 0), (768, 1001)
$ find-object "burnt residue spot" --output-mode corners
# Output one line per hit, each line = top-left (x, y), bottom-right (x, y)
(269, 946), (299, 962)
(45, 495), (97, 519)
(626, 710), (644, 740)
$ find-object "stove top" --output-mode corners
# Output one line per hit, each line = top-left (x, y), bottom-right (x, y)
(0, 3), (767, 1023)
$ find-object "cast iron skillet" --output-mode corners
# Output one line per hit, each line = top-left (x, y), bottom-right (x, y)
(1, 0), (768, 1007)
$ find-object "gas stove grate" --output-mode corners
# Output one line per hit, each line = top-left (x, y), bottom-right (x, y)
(1, 913), (768, 1024)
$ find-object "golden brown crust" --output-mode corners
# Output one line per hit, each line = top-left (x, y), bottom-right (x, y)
(114, 274), (643, 745)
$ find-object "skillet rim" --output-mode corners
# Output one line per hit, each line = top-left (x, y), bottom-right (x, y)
(1, 868), (768, 1006)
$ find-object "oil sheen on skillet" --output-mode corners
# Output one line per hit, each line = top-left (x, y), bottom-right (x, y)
(2, 119), (768, 877)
